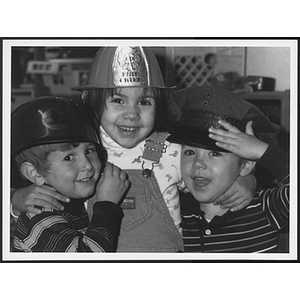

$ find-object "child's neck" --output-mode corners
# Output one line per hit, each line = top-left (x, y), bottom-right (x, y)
(199, 202), (229, 221)
(60, 197), (87, 215)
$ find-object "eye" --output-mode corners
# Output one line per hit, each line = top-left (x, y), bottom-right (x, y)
(183, 149), (195, 156)
(139, 97), (155, 106)
(64, 154), (74, 161)
(86, 146), (96, 155)
(110, 95), (124, 104)
(209, 151), (222, 157)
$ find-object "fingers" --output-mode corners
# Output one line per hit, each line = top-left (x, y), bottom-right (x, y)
(101, 162), (130, 189)
(209, 119), (243, 139)
(25, 205), (42, 214)
(214, 174), (255, 211)
(214, 195), (247, 211)
(213, 191), (238, 207)
(208, 127), (239, 145)
(36, 198), (65, 211)
(229, 202), (250, 212)
(245, 121), (254, 136)
(102, 161), (112, 175)
(104, 162), (128, 180)
(217, 120), (241, 133)
(24, 198), (64, 214)
(95, 162), (130, 204)
(12, 185), (67, 214)
(103, 162), (120, 177)
(41, 186), (70, 203)
(208, 131), (236, 152)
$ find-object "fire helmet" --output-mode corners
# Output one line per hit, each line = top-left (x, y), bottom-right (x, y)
(72, 46), (174, 90)
(11, 96), (100, 157)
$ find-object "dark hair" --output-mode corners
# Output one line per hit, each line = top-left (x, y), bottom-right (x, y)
(82, 87), (171, 135)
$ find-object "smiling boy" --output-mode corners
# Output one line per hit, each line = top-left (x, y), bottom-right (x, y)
(180, 141), (256, 221)
(168, 86), (289, 253)
(12, 97), (129, 252)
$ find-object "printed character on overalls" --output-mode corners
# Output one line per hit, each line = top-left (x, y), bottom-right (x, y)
(73, 46), (184, 252)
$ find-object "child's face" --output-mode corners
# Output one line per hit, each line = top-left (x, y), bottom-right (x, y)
(43, 142), (101, 199)
(181, 145), (243, 203)
(101, 87), (156, 148)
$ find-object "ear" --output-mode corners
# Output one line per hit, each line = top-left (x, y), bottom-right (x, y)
(20, 162), (45, 186)
(239, 160), (256, 177)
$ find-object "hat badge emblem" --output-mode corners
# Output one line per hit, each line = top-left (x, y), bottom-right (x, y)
(39, 108), (68, 130)
(113, 46), (148, 86)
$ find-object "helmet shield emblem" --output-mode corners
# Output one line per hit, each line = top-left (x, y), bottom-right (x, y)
(40, 108), (68, 130)
(112, 46), (149, 87)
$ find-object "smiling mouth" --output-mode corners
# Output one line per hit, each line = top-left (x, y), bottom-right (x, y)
(76, 176), (93, 183)
(117, 126), (139, 133)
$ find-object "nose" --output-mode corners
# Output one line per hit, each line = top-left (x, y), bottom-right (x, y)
(193, 153), (207, 170)
(80, 155), (93, 172)
(123, 104), (140, 121)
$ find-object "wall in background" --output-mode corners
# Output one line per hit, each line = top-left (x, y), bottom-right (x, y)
(246, 47), (290, 91)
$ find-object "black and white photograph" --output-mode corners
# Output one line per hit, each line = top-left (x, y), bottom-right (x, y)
(1, 38), (298, 300)
(2, 38), (297, 261)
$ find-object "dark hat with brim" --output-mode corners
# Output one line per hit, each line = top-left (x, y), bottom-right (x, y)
(167, 86), (281, 151)
(167, 110), (244, 152)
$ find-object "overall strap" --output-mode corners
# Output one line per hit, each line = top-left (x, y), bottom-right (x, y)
(142, 132), (169, 163)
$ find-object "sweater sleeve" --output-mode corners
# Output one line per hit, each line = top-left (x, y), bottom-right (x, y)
(13, 203), (123, 252)
(259, 183), (289, 230)
(87, 201), (124, 251)
(258, 145), (289, 229)
(258, 144), (289, 183)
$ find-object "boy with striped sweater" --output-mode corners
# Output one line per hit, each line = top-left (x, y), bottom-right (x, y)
(12, 97), (129, 252)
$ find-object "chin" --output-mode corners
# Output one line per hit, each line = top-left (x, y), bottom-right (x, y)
(191, 191), (216, 203)
(117, 139), (139, 149)
(80, 190), (96, 199)
(64, 189), (95, 200)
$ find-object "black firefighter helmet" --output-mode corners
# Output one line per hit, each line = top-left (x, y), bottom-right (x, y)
(11, 96), (104, 188)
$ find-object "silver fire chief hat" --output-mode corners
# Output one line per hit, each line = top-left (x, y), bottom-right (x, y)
(72, 46), (175, 90)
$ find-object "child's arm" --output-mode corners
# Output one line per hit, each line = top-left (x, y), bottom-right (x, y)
(14, 205), (123, 252)
(14, 163), (129, 252)
(213, 174), (256, 211)
(208, 120), (267, 211)
(11, 185), (70, 216)
(209, 120), (289, 230)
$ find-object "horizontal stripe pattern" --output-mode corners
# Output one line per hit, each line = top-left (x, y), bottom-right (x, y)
(13, 206), (115, 252)
(180, 182), (289, 253)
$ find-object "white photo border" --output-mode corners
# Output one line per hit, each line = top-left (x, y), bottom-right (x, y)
(2, 38), (298, 261)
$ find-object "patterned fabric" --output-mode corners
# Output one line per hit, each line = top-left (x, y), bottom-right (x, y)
(13, 201), (123, 252)
(178, 110), (244, 131)
(99, 126), (184, 228)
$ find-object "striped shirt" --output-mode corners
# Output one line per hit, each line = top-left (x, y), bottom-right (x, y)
(13, 201), (123, 252)
(180, 145), (289, 253)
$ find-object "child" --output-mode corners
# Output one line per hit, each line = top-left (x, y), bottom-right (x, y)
(167, 86), (289, 253)
(12, 46), (256, 252)
(12, 96), (129, 252)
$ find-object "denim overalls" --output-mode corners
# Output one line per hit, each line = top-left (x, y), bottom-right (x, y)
(87, 131), (184, 252)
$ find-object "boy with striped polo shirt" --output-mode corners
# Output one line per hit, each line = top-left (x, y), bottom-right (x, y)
(168, 86), (289, 253)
